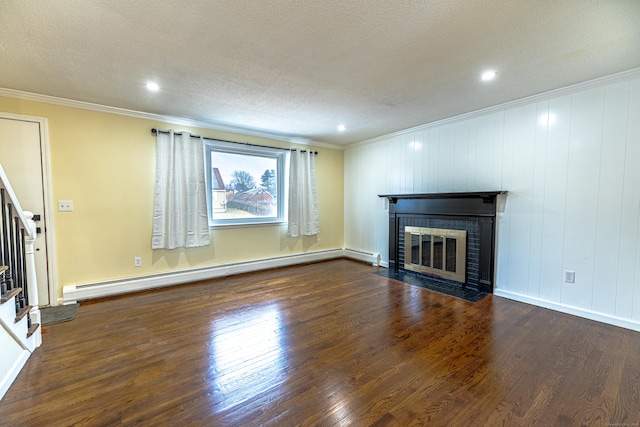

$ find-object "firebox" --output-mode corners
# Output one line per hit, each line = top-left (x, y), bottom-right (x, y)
(404, 226), (467, 283)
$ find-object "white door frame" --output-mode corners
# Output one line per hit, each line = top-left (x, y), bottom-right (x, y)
(0, 111), (58, 307)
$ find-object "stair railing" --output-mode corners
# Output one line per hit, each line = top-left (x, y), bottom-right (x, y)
(0, 163), (39, 331)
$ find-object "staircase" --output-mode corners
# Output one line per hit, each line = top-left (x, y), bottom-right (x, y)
(0, 164), (42, 401)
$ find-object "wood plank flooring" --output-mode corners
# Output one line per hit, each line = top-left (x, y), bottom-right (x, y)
(1, 259), (639, 426)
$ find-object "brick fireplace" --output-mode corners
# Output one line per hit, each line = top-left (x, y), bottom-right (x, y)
(379, 191), (505, 294)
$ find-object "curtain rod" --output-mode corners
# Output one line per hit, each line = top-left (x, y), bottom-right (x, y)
(151, 128), (318, 155)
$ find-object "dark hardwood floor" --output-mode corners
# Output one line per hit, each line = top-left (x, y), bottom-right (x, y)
(1, 259), (639, 426)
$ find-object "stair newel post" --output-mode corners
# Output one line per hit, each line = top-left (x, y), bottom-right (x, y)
(23, 211), (40, 330)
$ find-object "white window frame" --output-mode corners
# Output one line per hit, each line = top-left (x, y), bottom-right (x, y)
(204, 139), (287, 227)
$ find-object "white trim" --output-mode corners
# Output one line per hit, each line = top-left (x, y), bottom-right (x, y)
(63, 249), (344, 303)
(0, 348), (30, 401)
(0, 87), (344, 151)
(37, 116), (58, 307)
(350, 67), (640, 148)
(204, 139), (287, 226)
(0, 297), (29, 352)
(343, 248), (381, 266)
(494, 289), (640, 333)
(0, 112), (57, 307)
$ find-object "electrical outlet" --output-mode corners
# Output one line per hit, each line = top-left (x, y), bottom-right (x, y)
(564, 270), (575, 283)
(58, 200), (73, 212)
(317, 238), (321, 246)
(134, 257), (142, 267)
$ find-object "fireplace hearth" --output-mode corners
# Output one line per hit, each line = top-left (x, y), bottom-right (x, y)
(379, 191), (505, 294)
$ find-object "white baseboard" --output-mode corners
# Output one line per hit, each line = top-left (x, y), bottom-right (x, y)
(343, 248), (381, 266)
(494, 289), (640, 332)
(0, 349), (30, 401)
(63, 249), (344, 303)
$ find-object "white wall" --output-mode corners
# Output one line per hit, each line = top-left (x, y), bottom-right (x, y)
(344, 70), (640, 330)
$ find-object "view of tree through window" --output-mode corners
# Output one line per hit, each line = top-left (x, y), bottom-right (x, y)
(204, 139), (289, 226)
(211, 151), (278, 221)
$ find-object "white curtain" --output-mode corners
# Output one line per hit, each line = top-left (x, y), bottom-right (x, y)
(287, 149), (320, 237)
(152, 130), (210, 249)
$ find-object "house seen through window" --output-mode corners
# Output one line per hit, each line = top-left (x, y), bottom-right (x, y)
(204, 140), (286, 226)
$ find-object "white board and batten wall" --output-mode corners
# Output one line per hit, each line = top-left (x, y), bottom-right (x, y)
(344, 69), (640, 331)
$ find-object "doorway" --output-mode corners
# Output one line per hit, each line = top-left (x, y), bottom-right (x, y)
(0, 112), (56, 306)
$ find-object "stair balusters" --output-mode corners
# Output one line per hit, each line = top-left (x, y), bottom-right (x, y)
(0, 187), (32, 329)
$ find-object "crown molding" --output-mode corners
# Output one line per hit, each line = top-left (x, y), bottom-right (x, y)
(0, 87), (344, 150)
(350, 67), (640, 148)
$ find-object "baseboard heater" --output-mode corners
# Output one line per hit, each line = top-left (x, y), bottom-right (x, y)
(63, 249), (344, 303)
(343, 249), (382, 267)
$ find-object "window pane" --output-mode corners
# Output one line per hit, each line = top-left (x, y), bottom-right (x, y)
(204, 140), (286, 226)
(211, 151), (278, 220)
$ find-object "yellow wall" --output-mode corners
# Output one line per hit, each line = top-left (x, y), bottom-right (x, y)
(0, 96), (344, 298)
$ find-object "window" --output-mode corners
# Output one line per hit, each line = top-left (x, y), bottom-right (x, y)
(204, 140), (287, 226)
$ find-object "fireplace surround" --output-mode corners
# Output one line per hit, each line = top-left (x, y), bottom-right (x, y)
(379, 191), (505, 294)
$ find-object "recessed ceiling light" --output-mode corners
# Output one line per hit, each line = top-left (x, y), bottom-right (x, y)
(481, 70), (497, 81)
(146, 81), (160, 92)
(338, 124), (346, 132)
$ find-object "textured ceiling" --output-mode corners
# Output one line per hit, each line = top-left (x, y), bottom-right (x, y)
(1, 0), (639, 146)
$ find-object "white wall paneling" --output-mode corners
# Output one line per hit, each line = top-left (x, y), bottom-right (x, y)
(427, 127), (439, 192)
(344, 70), (640, 331)
(507, 104), (537, 296)
(527, 101), (550, 299)
(438, 124), (456, 192)
(561, 87), (605, 309)
(453, 121), (469, 192)
(627, 77), (640, 322)
(538, 95), (572, 303)
(592, 81), (629, 315)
